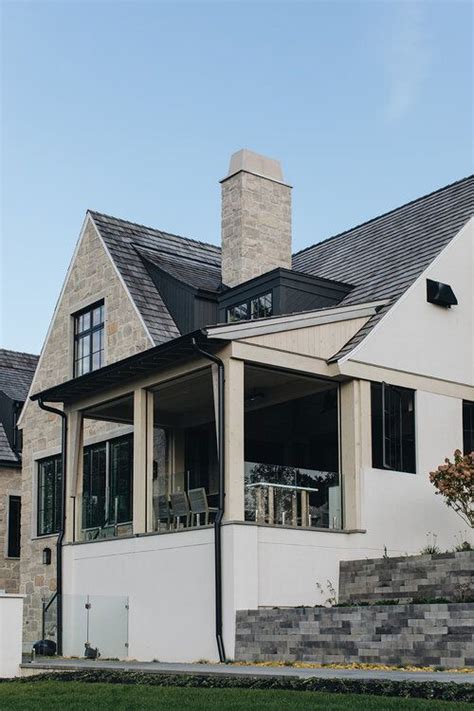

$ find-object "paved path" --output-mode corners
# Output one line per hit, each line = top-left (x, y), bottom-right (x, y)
(21, 658), (474, 684)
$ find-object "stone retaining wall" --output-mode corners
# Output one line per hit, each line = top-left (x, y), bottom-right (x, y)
(338, 551), (474, 604)
(235, 604), (474, 667)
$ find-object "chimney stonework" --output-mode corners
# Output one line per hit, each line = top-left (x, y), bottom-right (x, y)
(221, 149), (292, 287)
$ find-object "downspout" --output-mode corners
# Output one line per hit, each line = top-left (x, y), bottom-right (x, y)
(192, 338), (226, 663)
(37, 397), (67, 657)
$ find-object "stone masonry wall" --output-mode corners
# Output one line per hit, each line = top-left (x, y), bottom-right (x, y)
(221, 171), (291, 287)
(235, 603), (474, 667)
(338, 551), (474, 604)
(20, 218), (151, 648)
(0, 466), (21, 593)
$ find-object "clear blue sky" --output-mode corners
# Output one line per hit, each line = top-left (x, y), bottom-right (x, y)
(1, 0), (472, 354)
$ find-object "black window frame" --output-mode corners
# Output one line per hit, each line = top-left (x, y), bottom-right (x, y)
(82, 433), (133, 531)
(7, 495), (21, 558)
(73, 300), (105, 377)
(226, 291), (273, 323)
(463, 400), (474, 455)
(37, 454), (63, 537)
(371, 382), (416, 474)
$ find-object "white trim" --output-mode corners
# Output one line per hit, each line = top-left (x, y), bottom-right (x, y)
(204, 300), (388, 341)
(88, 213), (155, 347)
(340, 217), (474, 366)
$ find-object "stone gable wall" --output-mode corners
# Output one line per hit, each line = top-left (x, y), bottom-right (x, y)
(235, 603), (474, 667)
(338, 551), (474, 604)
(20, 218), (152, 648)
(0, 466), (21, 593)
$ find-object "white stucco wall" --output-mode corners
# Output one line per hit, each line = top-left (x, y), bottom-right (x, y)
(63, 529), (217, 662)
(350, 218), (473, 385)
(0, 595), (24, 677)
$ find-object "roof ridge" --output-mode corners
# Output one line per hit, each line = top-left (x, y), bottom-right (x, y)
(88, 210), (221, 253)
(293, 174), (474, 258)
(135, 243), (221, 269)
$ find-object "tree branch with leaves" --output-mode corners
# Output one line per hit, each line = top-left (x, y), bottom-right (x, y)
(429, 450), (474, 528)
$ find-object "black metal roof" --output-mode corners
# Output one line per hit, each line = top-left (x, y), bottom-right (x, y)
(0, 422), (20, 467)
(30, 331), (225, 405)
(0, 348), (39, 402)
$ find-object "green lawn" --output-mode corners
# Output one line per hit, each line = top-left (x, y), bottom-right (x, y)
(0, 682), (471, 710)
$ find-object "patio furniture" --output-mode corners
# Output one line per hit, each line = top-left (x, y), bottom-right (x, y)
(188, 487), (218, 526)
(170, 491), (191, 529)
(245, 482), (319, 527)
(154, 494), (171, 530)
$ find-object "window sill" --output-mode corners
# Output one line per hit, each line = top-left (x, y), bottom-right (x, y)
(31, 533), (59, 541)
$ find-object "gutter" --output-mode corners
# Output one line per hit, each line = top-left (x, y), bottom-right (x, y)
(37, 397), (67, 657)
(192, 337), (227, 663)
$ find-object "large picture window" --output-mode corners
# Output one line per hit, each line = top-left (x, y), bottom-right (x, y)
(74, 301), (104, 377)
(463, 401), (474, 455)
(37, 455), (62, 536)
(371, 382), (416, 473)
(82, 434), (133, 530)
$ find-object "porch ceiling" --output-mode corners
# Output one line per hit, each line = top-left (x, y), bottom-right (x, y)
(30, 331), (226, 405)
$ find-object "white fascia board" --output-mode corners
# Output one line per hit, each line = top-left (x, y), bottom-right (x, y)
(204, 300), (389, 341)
(337, 216), (474, 367)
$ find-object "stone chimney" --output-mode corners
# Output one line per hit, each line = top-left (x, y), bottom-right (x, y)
(221, 149), (292, 287)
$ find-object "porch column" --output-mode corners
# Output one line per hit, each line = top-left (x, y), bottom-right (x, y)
(65, 410), (83, 543)
(223, 355), (245, 521)
(340, 379), (371, 530)
(133, 388), (153, 534)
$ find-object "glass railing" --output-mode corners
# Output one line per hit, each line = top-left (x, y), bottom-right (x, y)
(244, 462), (341, 529)
(62, 594), (129, 659)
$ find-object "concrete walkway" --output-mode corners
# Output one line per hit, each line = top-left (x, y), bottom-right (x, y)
(21, 658), (474, 684)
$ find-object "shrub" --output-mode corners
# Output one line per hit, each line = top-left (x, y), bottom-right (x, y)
(429, 450), (474, 528)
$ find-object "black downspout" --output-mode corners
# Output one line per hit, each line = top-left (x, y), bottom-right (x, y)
(37, 397), (67, 657)
(192, 338), (226, 663)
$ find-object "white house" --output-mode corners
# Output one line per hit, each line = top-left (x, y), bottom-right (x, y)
(20, 151), (473, 662)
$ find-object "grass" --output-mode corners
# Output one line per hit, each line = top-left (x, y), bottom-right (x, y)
(0, 682), (472, 711)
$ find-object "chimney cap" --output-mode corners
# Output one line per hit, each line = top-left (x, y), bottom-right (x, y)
(223, 149), (286, 184)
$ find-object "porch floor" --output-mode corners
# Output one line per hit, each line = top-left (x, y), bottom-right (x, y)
(21, 658), (473, 684)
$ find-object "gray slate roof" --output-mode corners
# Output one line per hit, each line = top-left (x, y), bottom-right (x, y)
(0, 349), (39, 402)
(89, 211), (221, 345)
(89, 175), (473, 359)
(0, 423), (19, 465)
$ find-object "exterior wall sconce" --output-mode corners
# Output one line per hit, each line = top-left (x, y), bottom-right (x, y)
(42, 547), (52, 565)
(426, 279), (458, 308)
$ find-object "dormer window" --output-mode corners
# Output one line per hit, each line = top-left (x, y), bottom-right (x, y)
(227, 292), (272, 323)
(74, 301), (104, 377)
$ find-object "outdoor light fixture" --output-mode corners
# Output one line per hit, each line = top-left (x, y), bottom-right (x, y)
(42, 547), (52, 565)
(426, 279), (458, 308)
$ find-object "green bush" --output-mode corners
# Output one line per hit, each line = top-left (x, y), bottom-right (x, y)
(2, 670), (472, 703)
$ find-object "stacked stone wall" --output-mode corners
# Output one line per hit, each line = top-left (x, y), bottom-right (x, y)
(20, 219), (151, 648)
(236, 602), (474, 667)
(339, 551), (474, 604)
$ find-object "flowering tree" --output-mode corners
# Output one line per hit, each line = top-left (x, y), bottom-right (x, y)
(429, 450), (474, 528)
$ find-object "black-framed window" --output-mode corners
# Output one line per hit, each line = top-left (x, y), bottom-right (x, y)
(37, 455), (62, 536)
(7, 495), (21, 558)
(74, 301), (104, 377)
(82, 434), (133, 530)
(227, 292), (273, 323)
(463, 401), (474, 455)
(371, 382), (416, 474)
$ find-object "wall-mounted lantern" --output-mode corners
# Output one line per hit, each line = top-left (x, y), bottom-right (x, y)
(42, 547), (52, 565)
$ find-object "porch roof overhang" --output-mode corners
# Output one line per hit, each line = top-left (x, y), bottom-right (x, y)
(30, 330), (226, 405)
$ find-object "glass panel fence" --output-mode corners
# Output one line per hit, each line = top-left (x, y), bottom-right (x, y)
(62, 594), (129, 659)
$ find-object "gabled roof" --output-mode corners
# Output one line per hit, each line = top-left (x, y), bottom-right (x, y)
(0, 348), (39, 402)
(89, 211), (221, 345)
(89, 175), (473, 360)
(293, 175), (474, 360)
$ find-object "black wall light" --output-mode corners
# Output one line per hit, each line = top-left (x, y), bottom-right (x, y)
(426, 279), (458, 308)
(42, 547), (52, 565)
